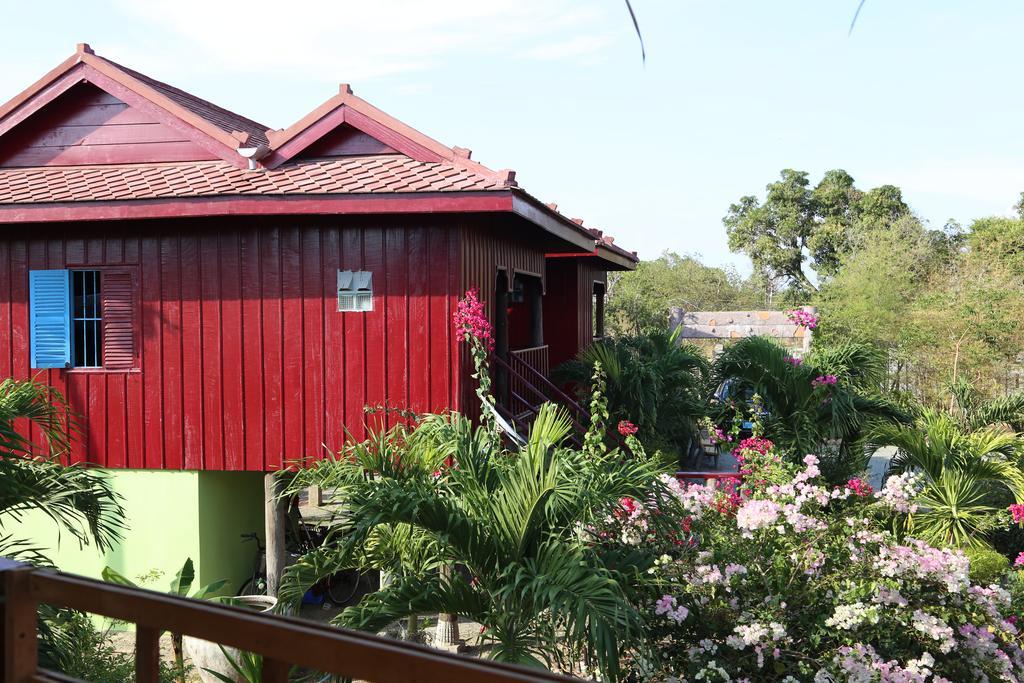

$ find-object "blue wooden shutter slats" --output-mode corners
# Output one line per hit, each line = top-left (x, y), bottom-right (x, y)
(29, 269), (71, 369)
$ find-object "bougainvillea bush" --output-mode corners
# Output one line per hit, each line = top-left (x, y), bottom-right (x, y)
(593, 438), (1024, 682)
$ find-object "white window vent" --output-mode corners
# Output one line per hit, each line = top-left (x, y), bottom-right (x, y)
(338, 270), (373, 312)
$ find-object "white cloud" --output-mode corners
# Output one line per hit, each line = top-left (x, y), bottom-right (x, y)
(112, 0), (615, 82)
(520, 35), (613, 62)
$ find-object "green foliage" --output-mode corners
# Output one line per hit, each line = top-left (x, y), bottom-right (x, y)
(712, 336), (907, 479)
(723, 168), (909, 297)
(102, 558), (227, 682)
(872, 412), (1024, 548)
(281, 399), (672, 680)
(204, 647), (264, 683)
(0, 378), (125, 557)
(605, 251), (765, 336)
(554, 329), (710, 459)
(49, 610), (179, 683)
(965, 547), (1010, 584)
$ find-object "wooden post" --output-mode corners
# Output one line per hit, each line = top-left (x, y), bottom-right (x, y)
(135, 624), (161, 682)
(1, 560), (38, 682)
(264, 473), (287, 598)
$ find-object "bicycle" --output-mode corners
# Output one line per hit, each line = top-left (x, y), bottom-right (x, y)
(296, 521), (364, 607)
(237, 532), (268, 596)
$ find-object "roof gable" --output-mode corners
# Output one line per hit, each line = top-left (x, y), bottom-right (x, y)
(294, 124), (398, 159)
(0, 44), (268, 169)
(0, 83), (220, 167)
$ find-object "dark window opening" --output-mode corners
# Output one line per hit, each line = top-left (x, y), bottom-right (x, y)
(72, 270), (102, 368)
(593, 282), (606, 340)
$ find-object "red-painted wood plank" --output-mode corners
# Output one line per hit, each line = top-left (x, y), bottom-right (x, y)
(385, 227), (409, 424)
(105, 375), (126, 468)
(302, 228), (324, 464)
(0, 140), (219, 167)
(240, 228), (265, 471)
(199, 233), (224, 470)
(362, 228), (386, 434)
(140, 236), (164, 468)
(321, 226), (344, 454)
(407, 227), (429, 414)
(281, 227), (304, 465)
(160, 236), (184, 470)
(180, 234), (204, 469)
(0, 193), (514, 225)
(0, 240), (11, 380)
(427, 227), (451, 411)
(86, 373), (106, 465)
(19, 122), (189, 148)
(126, 373), (144, 468)
(219, 231), (245, 471)
(341, 228), (365, 442)
(261, 227), (283, 471)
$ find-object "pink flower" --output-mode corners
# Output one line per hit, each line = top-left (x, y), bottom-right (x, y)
(784, 355), (803, 366)
(1009, 503), (1024, 524)
(786, 308), (818, 330)
(453, 289), (494, 350)
(846, 478), (873, 497)
(812, 375), (838, 389)
(618, 420), (638, 436)
(1015, 552), (1024, 567)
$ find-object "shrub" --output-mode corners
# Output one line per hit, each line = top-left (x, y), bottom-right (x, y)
(590, 437), (1024, 681)
(966, 547), (1010, 585)
(50, 610), (180, 683)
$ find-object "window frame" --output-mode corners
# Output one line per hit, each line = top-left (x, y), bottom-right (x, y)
(28, 266), (141, 374)
(70, 269), (103, 369)
(337, 270), (374, 313)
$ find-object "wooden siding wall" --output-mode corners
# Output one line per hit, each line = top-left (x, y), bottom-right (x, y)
(297, 125), (398, 158)
(458, 222), (547, 414)
(0, 217), (460, 471)
(0, 84), (218, 167)
(543, 259), (607, 370)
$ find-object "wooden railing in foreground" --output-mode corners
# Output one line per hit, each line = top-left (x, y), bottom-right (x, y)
(0, 559), (578, 683)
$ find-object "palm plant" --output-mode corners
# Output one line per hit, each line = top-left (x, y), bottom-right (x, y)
(0, 377), (124, 559)
(554, 327), (710, 456)
(712, 337), (907, 476)
(872, 412), (1024, 548)
(281, 401), (669, 679)
(948, 378), (1024, 432)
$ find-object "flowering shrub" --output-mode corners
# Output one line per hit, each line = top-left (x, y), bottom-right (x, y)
(786, 308), (819, 330)
(812, 374), (839, 389)
(610, 438), (1024, 681)
(1011, 503), (1024, 526)
(784, 354), (804, 366)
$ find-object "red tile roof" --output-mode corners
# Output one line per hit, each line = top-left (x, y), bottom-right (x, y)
(0, 155), (508, 204)
(112, 60), (271, 147)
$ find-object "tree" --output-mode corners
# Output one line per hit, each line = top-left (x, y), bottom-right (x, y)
(724, 168), (909, 297)
(606, 251), (763, 336)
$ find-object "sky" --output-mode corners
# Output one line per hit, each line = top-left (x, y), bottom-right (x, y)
(2, 1), (1023, 272)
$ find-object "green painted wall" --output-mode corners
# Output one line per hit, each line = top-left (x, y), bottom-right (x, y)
(9, 469), (264, 596)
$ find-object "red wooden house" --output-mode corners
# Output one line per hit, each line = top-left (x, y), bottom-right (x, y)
(0, 45), (634, 585)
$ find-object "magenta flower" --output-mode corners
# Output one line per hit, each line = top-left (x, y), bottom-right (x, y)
(784, 355), (803, 366)
(453, 288), (494, 350)
(1016, 552), (1024, 567)
(812, 375), (838, 389)
(1009, 503), (1024, 524)
(845, 478), (873, 497)
(786, 308), (819, 330)
(618, 420), (638, 436)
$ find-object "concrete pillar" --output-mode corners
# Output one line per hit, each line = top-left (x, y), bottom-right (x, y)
(264, 473), (287, 598)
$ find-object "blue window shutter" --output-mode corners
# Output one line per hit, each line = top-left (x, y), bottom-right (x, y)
(29, 269), (71, 369)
